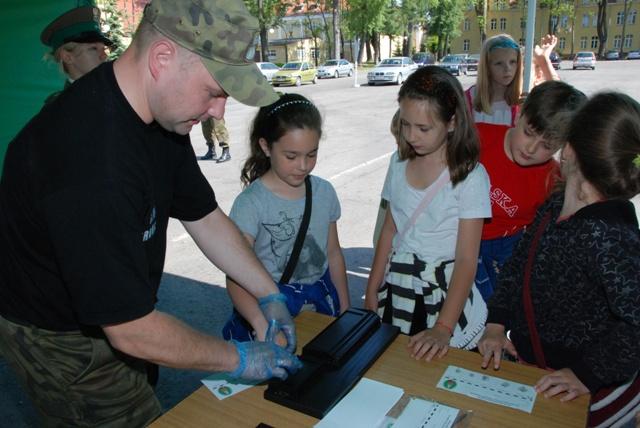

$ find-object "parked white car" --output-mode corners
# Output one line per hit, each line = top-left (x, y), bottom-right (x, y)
(317, 59), (353, 78)
(572, 51), (596, 70)
(367, 57), (418, 86)
(256, 62), (280, 82)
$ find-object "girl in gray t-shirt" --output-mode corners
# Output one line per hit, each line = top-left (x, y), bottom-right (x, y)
(222, 94), (350, 343)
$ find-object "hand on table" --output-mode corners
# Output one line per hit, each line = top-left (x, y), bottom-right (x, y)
(229, 339), (302, 381)
(535, 368), (590, 402)
(407, 325), (452, 361)
(477, 323), (518, 370)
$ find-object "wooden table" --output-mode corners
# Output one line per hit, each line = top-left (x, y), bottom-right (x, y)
(151, 312), (589, 428)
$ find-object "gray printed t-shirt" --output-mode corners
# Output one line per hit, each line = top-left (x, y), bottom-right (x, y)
(229, 175), (341, 284)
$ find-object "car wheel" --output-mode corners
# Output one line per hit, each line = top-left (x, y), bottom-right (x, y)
(295, 76), (302, 86)
(348, 69), (353, 77)
(396, 73), (403, 85)
(312, 75), (318, 84)
(573, 66), (577, 70)
(368, 81), (375, 86)
(591, 66), (595, 70)
(334, 71), (339, 79)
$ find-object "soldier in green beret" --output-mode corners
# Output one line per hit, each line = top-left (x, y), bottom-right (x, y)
(41, 3), (113, 102)
(0, 0), (300, 426)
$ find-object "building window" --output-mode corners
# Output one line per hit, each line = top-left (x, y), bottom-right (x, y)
(490, 18), (497, 30)
(629, 10), (637, 24)
(310, 48), (320, 59)
(617, 11), (624, 25)
(613, 35), (622, 48)
(582, 13), (590, 27)
(625, 34), (633, 48)
(500, 18), (507, 30)
(463, 39), (470, 51)
(591, 36), (599, 49)
(580, 36), (588, 49)
(593, 15), (598, 26)
(559, 37), (566, 49)
(268, 49), (276, 59)
(464, 18), (470, 31)
(561, 15), (569, 28)
(551, 15), (558, 28)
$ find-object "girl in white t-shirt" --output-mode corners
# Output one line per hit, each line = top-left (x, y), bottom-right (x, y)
(365, 66), (492, 360)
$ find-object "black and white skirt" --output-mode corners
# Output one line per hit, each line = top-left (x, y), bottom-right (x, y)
(377, 251), (487, 350)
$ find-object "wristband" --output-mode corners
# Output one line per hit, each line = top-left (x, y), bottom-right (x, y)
(435, 321), (453, 336)
(257, 292), (287, 306)
(229, 340), (246, 378)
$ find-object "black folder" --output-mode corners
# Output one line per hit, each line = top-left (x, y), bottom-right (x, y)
(264, 308), (400, 418)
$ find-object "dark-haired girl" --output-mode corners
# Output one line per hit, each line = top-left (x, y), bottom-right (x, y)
(222, 93), (349, 344)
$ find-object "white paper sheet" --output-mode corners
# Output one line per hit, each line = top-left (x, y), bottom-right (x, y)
(436, 365), (536, 413)
(201, 373), (258, 400)
(315, 378), (404, 428)
(393, 397), (459, 428)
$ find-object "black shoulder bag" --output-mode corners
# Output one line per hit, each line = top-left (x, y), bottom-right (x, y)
(279, 176), (312, 284)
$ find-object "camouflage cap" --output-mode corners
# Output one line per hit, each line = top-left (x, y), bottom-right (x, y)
(143, 0), (278, 107)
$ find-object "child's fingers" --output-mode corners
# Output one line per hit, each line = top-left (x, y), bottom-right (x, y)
(423, 343), (441, 362)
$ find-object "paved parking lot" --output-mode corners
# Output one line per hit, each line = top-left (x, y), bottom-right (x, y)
(2, 59), (639, 427)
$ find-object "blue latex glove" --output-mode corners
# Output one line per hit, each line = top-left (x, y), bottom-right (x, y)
(229, 340), (302, 381)
(258, 293), (297, 353)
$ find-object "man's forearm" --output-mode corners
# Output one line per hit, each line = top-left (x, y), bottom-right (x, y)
(103, 309), (239, 372)
(183, 208), (278, 298)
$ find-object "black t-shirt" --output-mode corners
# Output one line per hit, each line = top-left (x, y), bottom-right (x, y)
(0, 62), (217, 331)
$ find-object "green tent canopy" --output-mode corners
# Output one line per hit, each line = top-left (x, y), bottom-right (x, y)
(0, 0), (99, 174)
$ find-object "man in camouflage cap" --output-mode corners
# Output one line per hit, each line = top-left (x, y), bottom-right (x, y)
(0, 0), (297, 426)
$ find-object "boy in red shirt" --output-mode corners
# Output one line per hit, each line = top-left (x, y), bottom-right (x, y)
(476, 81), (586, 301)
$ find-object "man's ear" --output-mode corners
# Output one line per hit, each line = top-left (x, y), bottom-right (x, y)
(148, 39), (176, 81)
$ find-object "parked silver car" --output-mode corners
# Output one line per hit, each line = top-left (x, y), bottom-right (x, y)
(367, 57), (418, 86)
(256, 62), (280, 82)
(573, 51), (596, 70)
(317, 59), (353, 78)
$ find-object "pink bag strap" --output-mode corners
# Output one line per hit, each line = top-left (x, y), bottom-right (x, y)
(395, 169), (450, 248)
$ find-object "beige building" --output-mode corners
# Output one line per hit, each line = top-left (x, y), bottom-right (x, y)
(450, 0), (639, 57)
(258, 2), (424, 65)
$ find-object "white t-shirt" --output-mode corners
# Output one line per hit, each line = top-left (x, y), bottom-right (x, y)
(381, 151), (491, 264)
(468, 86), (514, 126)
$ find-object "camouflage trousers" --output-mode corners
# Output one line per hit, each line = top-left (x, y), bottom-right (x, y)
(0, 315), (162, 427)
(201, 117), (229, 148)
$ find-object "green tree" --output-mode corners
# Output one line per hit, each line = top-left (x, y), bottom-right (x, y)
(399, 0), (430, 56)
(430, 0), (464, 57)
(595, 0), (607, 57)
(381, 0), (403, 58)
(244, 0), (287, 62)
(100, 0), (127, 59)
(342, 0), (387, 62)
